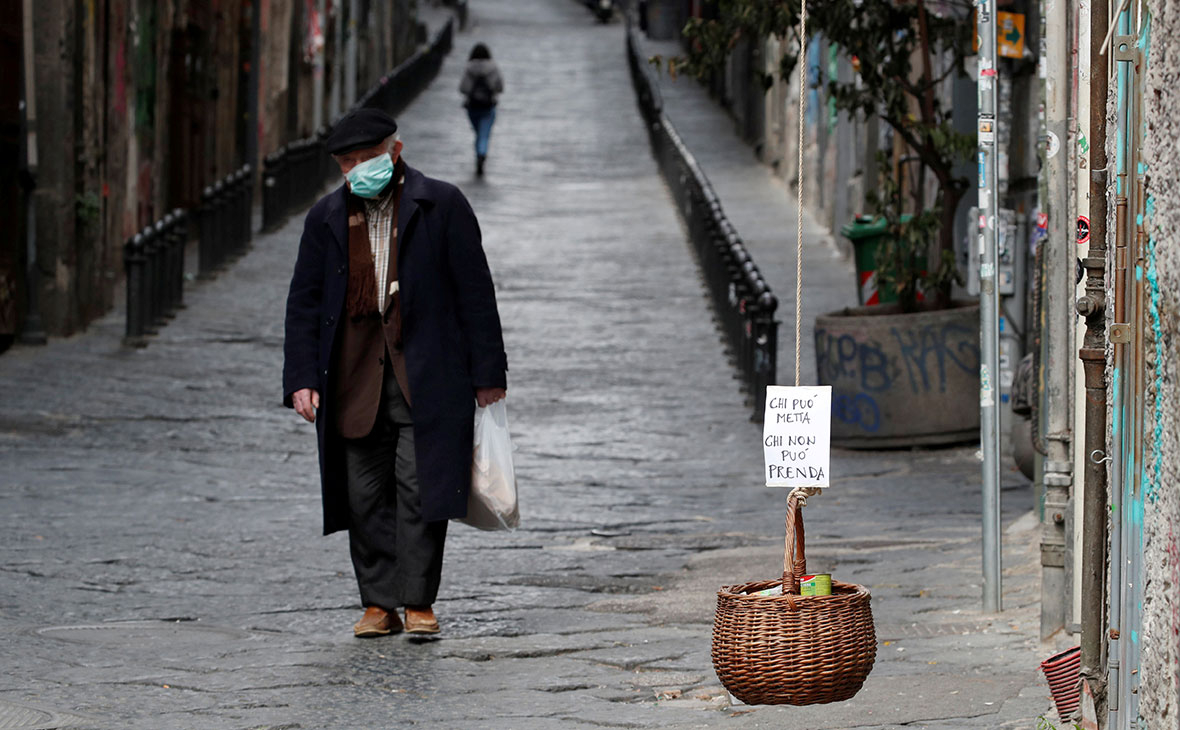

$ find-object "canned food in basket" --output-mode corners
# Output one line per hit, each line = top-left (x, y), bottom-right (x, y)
(800, 573), (832, 596)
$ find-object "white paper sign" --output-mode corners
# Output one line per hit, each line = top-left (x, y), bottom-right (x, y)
(763, 385), (832, 488)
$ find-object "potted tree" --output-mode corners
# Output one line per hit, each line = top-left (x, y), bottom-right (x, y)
(669, 0), (981, 447)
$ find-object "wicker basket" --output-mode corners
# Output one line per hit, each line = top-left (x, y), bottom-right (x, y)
(712, 495), (877, 705)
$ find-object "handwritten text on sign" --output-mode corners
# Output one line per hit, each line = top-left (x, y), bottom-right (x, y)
(763, 385), (832, 487)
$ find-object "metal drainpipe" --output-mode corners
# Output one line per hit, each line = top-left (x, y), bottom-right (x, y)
(1077, 0), (1109, 697)
(1107, 20), (1130, 719)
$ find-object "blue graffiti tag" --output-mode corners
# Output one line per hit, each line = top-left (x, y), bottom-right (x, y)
(832, 392), (881, 432)
(814, 329), (894, 393)
(890, 324), (980, 394)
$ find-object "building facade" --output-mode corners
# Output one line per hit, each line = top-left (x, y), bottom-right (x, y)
(0, 0), (418, 344)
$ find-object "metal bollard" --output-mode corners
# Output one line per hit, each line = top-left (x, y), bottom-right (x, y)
(213, 180), (228, 271)
(262, 154), (278, 231)
(292, 142), (307, 210)
(226, 172), (239, 260)
(750, 291), (779, 421)
(156, 214), (175, 319)
(227, 174), (241, 262)
(287, 144), (300, 213)
(198, 186), (216, 278)
(301, 141), (317, 208)
(241, 164), (254, 247)
(169, 209), (187, 311)
(123, 232), (148, 346)
(289, 142), (304, 212)
(317, 127), (333, 187)
(230, 169), (245, 257)
(141, 224), (161, 333)
(271, 147), (289, 228)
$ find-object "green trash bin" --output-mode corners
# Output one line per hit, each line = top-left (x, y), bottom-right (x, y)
(840, 214), (917, 306)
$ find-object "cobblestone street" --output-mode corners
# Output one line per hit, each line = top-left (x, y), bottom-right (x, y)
(1, 1), (1054, 728)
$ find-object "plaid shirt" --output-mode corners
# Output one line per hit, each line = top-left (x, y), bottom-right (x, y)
(362, 173), (404, 312)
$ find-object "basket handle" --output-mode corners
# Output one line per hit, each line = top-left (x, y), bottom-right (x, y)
(782, 496), (807, 594)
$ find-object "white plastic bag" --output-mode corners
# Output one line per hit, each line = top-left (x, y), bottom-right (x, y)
(460, 400), (519, 530)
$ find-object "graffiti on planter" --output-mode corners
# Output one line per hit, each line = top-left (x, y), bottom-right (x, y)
(816, 324), (980, 396)
(890, 324), (980, 394)
(814, 331), (895, 392)
(832, 393), (880, 432)
(816, 321), (981, 435)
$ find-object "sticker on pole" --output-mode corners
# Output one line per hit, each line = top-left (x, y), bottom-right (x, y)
(763, 385), (831, 488)
(1077, 216), (1091, 245)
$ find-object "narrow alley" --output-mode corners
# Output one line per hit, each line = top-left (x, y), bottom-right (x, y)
(0, 1), (1049, 727)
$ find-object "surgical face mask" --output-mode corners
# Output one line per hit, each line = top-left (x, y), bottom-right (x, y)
(346, 152), (394, 198)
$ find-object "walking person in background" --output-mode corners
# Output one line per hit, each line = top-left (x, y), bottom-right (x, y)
(460, 43), (504, 176)
(283, 108), (508, 639)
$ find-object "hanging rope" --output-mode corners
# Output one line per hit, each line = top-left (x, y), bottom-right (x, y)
(791, 0), (819, 515)
(794, 0), (807, 388)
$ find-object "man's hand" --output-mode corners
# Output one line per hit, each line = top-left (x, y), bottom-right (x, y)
(293, 388), (320, 423)
(475, 387), (506, 408)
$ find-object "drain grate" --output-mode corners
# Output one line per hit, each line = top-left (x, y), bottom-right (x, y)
(36, 621), (251, 647)
(0, 700), (87, 730)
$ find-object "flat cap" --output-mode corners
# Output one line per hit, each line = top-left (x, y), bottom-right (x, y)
(325, 108), (398, 155)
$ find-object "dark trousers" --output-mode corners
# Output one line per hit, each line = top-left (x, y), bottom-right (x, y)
(342, 365), (447, 609)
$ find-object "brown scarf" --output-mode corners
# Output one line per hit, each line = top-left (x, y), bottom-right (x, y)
(345, 161), (405, 332)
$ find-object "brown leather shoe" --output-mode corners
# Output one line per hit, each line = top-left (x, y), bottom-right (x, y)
(353, 606), (403, 638)
(404, 605), (441, 635)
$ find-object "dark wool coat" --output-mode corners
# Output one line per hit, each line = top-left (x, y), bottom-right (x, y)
(283, 163), (508, 533)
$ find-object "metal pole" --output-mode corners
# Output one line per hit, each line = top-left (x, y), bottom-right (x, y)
(1039, 0), (1074, 639)
(313, 0), (326, 129)
(171, 209), (186, 310)
(18, 0), (45, 345)
(346, 0), (358, 109)
(977, 0), (1002, 614)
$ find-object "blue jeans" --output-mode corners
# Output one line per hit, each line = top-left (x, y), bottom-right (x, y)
(467, 106), (496, 158)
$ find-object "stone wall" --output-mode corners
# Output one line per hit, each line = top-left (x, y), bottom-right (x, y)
(1137, 0), (1180, 721)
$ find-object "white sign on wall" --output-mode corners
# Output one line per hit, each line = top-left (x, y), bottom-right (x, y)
(763, 385), (832, 488)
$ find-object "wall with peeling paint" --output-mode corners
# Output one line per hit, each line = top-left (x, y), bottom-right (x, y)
(17, 0), (418, 338)
(1136, 0), (1180, 722)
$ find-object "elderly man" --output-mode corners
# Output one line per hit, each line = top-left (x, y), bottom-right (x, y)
(283, 108), (507, 638)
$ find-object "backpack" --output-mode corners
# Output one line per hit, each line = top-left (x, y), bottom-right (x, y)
(468, 73), (495, 108)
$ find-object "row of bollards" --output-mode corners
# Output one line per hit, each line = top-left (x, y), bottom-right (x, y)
(356, 18), (454, 116)
(261, 135), (332, 233)
(123, 210), (188, 348)
(199, 164), (255, 278)
(124, 164), (253, 347)
(626, 23), (778, 420)
(261, 17), (456, 233)
(123, 17), (459, 347)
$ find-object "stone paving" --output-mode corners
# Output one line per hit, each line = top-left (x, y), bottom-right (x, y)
(0, 0), (1060, 728)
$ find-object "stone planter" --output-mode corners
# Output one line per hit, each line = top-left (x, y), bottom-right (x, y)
(815, 301), (980, 448)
